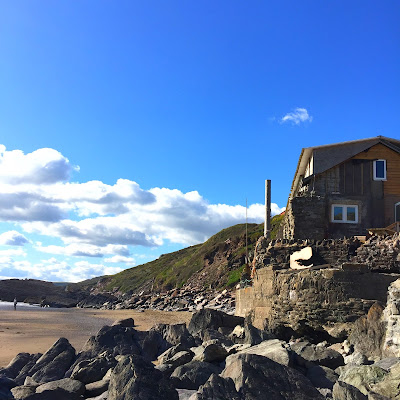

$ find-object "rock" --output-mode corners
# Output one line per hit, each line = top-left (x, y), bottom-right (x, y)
(158, 344), (189, 364)
(36, 378), (85, 395)
(1, 353), (33, 379)
(177, 388), (197, 400)
(112, 318), (134, 327)
(291, 341), (344, 369)
(332, 381), (367, 400)
(141, 323), (195, 361)
(27, 338), (75, 383)
(87, 393), (108, 400)
(188, 309), (244, 337)
(15, 354), (42, 385)
(382, 278), (400, 357)
(367, 392), (391, 400)
(192, 341), (228, 363)
(242, 323), (272, 345)
(348, 303), (386, 361)
(373, 357), (400, 371)
(189, 374), (240, 400)
(10, 385), (36, 400)
(85, 379), (110, 397)
(225, 339), (291, 366)
(201, 329), (233, 346)
(66, 324), (141, 376)
(306, 365), (338, 389)
(338, 365), (388, 395)
(344, 352), (368, 366)
(170, 361), (221, 390)
(70, 352), (116, 383)
(370, 362), (400, 399)
(108, 355), (178, 400)
(221, 353), (324, 399)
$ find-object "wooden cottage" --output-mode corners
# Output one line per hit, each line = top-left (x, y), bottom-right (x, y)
(281, 136), (400, 239)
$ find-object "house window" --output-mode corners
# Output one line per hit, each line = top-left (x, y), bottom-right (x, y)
(331, 204), (358, 223)
(395, 202), (400, 222)
(373, 159), (386, 180)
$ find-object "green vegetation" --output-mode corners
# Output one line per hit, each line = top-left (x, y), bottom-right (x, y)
(73, 214), (284, 294)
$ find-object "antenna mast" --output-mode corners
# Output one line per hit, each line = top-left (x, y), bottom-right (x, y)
(246, 198), (248, 264)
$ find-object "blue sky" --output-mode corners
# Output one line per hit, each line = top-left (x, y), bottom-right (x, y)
(0, 1), (399, 282)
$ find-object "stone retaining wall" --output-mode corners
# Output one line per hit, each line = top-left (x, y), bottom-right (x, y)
(236, 265), (399, 331)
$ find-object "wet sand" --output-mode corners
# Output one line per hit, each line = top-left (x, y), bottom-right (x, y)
(0, 307), (191, 367)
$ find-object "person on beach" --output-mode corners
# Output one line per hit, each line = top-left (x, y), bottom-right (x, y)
(13, 297), (17, 310)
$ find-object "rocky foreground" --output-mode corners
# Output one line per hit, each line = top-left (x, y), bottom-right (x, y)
(0, 278), (400, 400)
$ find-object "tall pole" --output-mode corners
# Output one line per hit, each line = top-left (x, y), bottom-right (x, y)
(264, 180), (271, 238)
(245, 198), (248, 264)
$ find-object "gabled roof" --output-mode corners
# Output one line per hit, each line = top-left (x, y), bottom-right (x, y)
(289, 136), (400, 200)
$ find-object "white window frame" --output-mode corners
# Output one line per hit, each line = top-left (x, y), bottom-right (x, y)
(331, 204), (359, 223)
(373, 159), (387, 181)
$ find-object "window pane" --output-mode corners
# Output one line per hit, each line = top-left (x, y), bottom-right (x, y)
(375, 160), (385, 178)
(333, 206), (343, 221)
(347, 207), (356, 221)
(396, 204), (400, 222)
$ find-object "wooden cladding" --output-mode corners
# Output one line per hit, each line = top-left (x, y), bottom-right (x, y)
(353, 143), (400, 195)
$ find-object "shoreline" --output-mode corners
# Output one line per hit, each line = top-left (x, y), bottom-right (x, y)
(0, 308), (191, 368)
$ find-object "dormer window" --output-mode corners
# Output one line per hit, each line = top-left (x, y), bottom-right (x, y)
(373, 159), (386, 181)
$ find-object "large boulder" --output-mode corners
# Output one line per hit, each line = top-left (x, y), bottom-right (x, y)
(306, 365), (338, 390)
(0, 353), (34, 379)
(369, 362), (400, 399)
(141, 323), (195, 361)
(188, 309), (244, 337)
(85, 379), (109, 398)
(170, 361), (221, 390)
(189, 374), (240, 400)
(291, 341), (344, 370)
(226, 339), (291, 366)
(338, 365), (388, 395)
(348, 303), (386, 361)
(332, 381), (367, 400)
(26, 338), (75, 383)
(108, 355), (178, 400)
(14, 354), (42, 385)
(221, 353), (324, 400)
(66, 324), (142, 376)
(0, 376), (17, 400)
(70, 352), (117, 383)
(192, 341), (228, 363)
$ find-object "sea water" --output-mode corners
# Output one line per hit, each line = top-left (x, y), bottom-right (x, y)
(0, 301), (40, 310)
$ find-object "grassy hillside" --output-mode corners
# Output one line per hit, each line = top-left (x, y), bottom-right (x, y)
(72, 215), (283, 294)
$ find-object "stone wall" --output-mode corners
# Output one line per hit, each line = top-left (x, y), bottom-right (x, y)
(236, 266), (399, 331)
(383, 278), (400, 357)
(281, 196), (326, 240)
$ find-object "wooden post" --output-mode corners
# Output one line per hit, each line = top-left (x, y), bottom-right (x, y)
(264, 180), (271, 238)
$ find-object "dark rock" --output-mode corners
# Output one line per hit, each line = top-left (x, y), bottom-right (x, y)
(291, 341), (344, 369)
(202, 329), (234, 346)
(306, 365), (338, 389)
(170, 361), (221, 390)
(243, 323), (272, 345)
(112, 318), (134, 327)
(70, 352), (116, 383)
(192, 341), (228, 363)
(108, 355), (178, 400)
(188, 309), (244, 337)
(157, 344), (189, 364)
(0, 353), (33, 379)
(15, 354), (42, 385)
(190, 374), (240, 400)
(221, 353), (324, 399)
(36, 378), (85, 395)
(348, 303), (386, 360)
(332, 381), (367, 400)
(85, 379), (109, 397)
(27, 338), (75, 383)
(66, 324), (141, 376)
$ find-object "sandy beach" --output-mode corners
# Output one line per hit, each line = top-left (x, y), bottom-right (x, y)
(0, 304), (191, 368)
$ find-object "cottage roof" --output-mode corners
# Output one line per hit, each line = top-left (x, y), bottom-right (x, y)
(289, 136), (400, 200)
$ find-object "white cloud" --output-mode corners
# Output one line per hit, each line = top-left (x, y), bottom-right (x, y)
(0, 230), (29, 246)
(0, 248), (26, 257)
(0, 145), (78, 185)
(0, 144), (287, 282)
(281, 108), (313, 125)
(35, 243), (130, 258)
(104, 255), (135, 264)
(0, 257), (124, 282)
